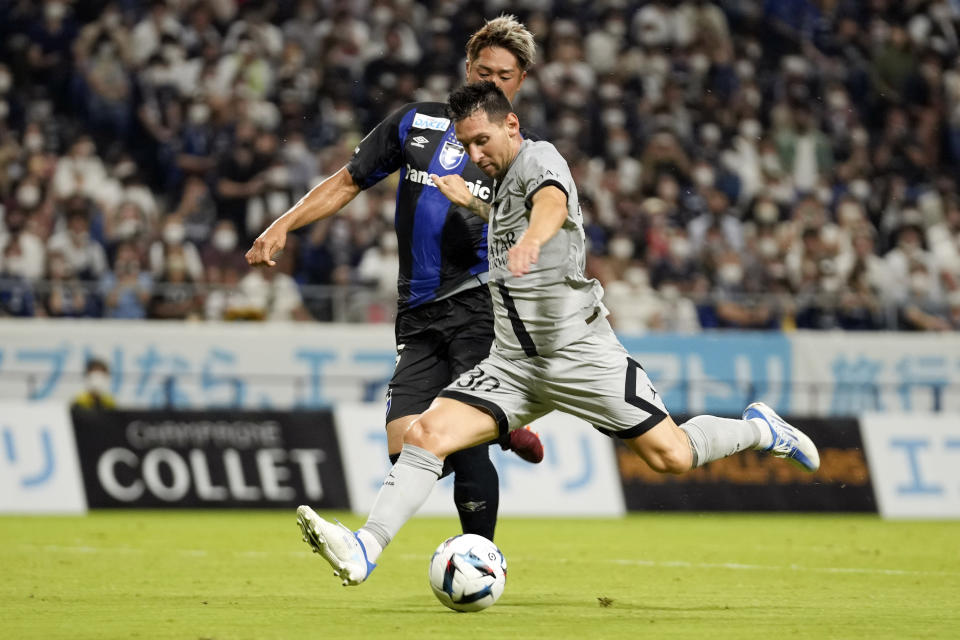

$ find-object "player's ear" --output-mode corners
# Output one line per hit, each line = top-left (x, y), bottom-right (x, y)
(505, 112), (520, 133)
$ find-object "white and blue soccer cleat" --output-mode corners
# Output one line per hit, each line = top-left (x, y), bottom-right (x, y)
(296, 505), (376, 586)
(743, 402), (820, 472)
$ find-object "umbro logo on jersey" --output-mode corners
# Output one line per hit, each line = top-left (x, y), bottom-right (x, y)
(412, 112), (450, 131)
(410, 136), (429, 148)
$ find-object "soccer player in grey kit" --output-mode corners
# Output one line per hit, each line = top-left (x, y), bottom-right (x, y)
(296, 82), (821, 587)
(250, 17), (544, 546)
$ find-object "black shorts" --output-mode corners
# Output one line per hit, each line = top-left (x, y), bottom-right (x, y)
(386, 285), (494, 422)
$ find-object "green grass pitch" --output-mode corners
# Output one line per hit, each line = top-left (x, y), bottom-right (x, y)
(2, 511), (958, 639)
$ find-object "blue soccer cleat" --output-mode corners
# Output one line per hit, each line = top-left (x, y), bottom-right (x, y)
(296, 505), (376, 586)
(743, 402), (820, 472)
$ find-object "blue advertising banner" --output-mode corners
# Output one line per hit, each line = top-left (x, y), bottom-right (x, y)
(619, 333), (792, 415)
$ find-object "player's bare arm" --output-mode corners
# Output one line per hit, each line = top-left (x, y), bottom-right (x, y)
(428, 173), (491, 221)
(508, 185), (567, 277)
(245, 166), (361, 267)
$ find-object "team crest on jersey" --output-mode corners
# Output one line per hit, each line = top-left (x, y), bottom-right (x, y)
(438, 140), (465, 170)
(412, 112), (450, 131)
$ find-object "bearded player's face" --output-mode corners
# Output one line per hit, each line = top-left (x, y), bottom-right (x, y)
(455, 110), (520, 180)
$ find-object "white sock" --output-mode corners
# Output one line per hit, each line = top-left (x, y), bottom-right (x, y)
(355, 529), (383, 563)
(359, 443), (443, 553)
(750, 417), (774, 449)
(679, 415), (764, 467)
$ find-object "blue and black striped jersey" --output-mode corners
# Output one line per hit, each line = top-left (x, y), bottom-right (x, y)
(346, 102), (494, 312)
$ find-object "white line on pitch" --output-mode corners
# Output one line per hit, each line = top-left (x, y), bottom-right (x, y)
(607, 558), (960, 577)
(16, 545), (959, 578)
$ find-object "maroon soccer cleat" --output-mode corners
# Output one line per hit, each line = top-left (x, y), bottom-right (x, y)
(504, 425), (544, 464)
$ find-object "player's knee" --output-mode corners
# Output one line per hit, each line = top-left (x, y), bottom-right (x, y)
(403, 412), (452, 454)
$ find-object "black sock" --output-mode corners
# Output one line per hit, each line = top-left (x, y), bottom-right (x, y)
(448, 444), (499, 541)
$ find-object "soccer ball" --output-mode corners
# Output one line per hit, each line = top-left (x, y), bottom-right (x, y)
(428, 534), (507, 612)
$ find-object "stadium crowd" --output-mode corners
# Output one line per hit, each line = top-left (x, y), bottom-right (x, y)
(1, 0), (959, 331)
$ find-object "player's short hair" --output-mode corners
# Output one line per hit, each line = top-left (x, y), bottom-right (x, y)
(466, 14), (536, 72)
(448, 82), (514, 124)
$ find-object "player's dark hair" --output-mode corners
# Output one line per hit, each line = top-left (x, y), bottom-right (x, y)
(447, 81), (513, 124)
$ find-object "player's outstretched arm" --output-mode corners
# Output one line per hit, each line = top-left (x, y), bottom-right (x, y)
(245, 166), (361, 267)
(507, 185), (567, 277)
(429, 173), (491, 221)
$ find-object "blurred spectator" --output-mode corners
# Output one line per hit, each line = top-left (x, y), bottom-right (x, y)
(149, 214), (203, 282)
(148, 251), (200, 320)
(901, 262), (952, 331)
(130, 0), (183, 67)
(46, 198), (108, 279)
(836, 263), (885, 331)
(100, 241), (152, 319)
(0, 206), (45, 280)
(202, 218), (246, 282)
(712, 250), (777, 329)
(774, 104), (834, 195)
(884, 223), (942, 304)
(40, 249), (99, 317)
(688, 188), (744, 253)
(71, 357), (116, 409)
(215, 119), (269, 241)
(0, 238), (37, 316)
(204, 258), (248, 321)
(172, 175), (217, 246)
(0, 1), (957, 331)
(237, 241), (312, 322)
(604, 266), (668, 332)
(51, 135), (108, 202)
(26, 0), (77, 108)
(74, 10), (133, 144)
(356, 230), (399, 321)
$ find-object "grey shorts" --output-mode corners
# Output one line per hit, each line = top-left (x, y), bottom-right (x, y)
(437, 325), (669, 439)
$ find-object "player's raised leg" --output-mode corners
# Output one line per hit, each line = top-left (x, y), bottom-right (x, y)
(624, 407), (819, 473)
(297, 397), (499, 586)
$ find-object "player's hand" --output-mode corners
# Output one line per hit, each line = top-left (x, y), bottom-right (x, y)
(429, 173), (472, 207)
(507, 237), (540, 277)
(246, 226), (286, 267)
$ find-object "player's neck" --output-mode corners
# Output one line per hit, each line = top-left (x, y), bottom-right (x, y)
(498, 138), (523, 179)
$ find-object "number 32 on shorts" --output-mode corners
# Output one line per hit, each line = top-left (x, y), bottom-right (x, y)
(455, 367), (501, 392)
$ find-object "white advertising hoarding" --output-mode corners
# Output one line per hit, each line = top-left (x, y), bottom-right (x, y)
(3, 320), (959, 417)
(0, 401), (87, 514)
(792, 333), (960, 416)
(861, 413), (960, 519)
(334, 404), (625, 517)
(0, 319), (396, 409)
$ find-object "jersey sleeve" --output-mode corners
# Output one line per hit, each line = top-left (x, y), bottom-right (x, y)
(346, 104), (415, 190)
(521, 143), (575, 210)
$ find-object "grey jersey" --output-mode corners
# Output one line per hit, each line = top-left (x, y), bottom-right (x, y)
(487, 139), (607, 359)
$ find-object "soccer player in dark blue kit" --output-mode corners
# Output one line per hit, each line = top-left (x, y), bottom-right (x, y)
(245, 16), (542, 543)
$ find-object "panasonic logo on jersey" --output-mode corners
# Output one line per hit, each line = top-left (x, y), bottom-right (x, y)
(404, 164), (491, 201)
